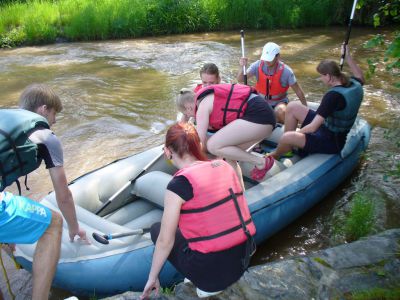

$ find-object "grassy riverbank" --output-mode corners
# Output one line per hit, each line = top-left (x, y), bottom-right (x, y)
(0, 0), (352, 47)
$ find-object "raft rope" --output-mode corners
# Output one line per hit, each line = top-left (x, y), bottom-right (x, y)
(0, 244), (16, 300)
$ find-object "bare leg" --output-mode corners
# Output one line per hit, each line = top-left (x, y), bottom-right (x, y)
(271, 131), (307, 159)
(274, 103), (287, 124)
(225, 159), (245, 191)
(283, 101), (310, 132)
(32, 211), (63, 300)
(206, 119), (273, 168)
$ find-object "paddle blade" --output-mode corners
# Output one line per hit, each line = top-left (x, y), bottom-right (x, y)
(92, 232), (110, 244)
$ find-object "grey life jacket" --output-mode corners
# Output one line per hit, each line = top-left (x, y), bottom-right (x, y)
(0, 109), (49, 192)
(324, 78), (364, 133)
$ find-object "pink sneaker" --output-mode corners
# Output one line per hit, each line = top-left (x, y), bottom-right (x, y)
(250, 155), (274, 180)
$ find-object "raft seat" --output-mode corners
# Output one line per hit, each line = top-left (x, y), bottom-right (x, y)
(123, 209), (163, 230)
(103, 171), (173, 230)
(104, 200), (154, 225)
(131, 171), (173, 208)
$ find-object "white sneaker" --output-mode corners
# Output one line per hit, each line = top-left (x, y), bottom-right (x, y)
(184, 277), (192, 284)
(196, 288), (222, 298)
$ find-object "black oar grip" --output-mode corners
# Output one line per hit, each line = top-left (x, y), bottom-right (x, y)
(92, 232), (109, 244)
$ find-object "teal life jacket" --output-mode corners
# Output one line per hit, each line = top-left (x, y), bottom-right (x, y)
(324, 78), (364, 133)
(0, 109), (49, 192)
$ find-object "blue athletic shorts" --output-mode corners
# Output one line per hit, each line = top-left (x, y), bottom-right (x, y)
(0, 192), (52, 244)
(300, 110), (347, 155)
(268, 99), (288, 109)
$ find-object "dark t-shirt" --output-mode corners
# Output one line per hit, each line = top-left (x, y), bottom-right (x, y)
(167, 176), (193, 201)
(316, 77), (363, 119)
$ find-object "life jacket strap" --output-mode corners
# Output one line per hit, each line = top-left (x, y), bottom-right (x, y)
(180, 191), (243, 214)
(186, 219), (253, 243)
(265, 92), (287, 101)
(222, 84), (235, 127)
(229, 188), (256, 270)
(24, 175), (30, 191)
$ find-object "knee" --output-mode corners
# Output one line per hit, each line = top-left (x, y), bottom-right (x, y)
(275, 106), (286, 124)
(280, 131), (296, 144)
(49, 211), (63, 231)
(206, 139), (220, 156)
(286, 101), (300, 114)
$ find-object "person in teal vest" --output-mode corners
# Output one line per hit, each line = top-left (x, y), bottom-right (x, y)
(0, 84), (88, 300)
(253, 45), (364, 180)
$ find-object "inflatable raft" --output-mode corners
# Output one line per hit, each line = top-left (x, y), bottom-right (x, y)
(13, 115), (371, 297)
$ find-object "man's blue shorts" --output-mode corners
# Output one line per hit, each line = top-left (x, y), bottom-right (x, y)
(0, 192), (52, 244)
(300, 109), (347, 155)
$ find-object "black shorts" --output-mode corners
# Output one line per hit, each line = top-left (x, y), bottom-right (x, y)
(241, 95), (276, 126)
(150, 222), (247, 292)
(301, 110), (347, 155)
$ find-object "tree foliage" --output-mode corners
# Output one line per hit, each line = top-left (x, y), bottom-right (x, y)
(361, 0), (400, 88)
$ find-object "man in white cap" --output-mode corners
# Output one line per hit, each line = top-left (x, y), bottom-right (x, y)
(237, 42), (307, 123)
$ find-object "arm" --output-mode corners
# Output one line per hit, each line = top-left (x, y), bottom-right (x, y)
(141, 190), (183, 299)
(237, 57), (255, 83)
(195, 95), (213, 151)
(299, 114), (325, 134)
(345, 45), (365, 84)
(48, 167), (87, 242)
(290, 82), (307, 106)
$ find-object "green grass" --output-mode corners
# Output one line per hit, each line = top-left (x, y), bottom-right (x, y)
(313, 257), (333, 268)
(332, 191), (376, 243)
(161, 285), (176, 295)
(0, 0), (349, 47)
(345, 287), (400, 300)
(343, 193), (375, 242)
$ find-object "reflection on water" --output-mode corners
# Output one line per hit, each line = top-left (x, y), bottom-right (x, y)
(0, 27), (399, 298)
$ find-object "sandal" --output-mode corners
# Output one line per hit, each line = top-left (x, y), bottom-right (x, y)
(250, 155), (275, 180)
(281, 150), (294, 158)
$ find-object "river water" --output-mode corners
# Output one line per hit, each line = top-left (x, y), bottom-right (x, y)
(0, 27), (399, 299)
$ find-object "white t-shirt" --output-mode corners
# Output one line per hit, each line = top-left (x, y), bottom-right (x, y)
(29, 128), (63, 168)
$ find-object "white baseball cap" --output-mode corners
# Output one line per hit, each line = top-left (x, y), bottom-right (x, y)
(260, 42), (280, 62)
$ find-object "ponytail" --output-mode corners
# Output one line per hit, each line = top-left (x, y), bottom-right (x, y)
(176, 88), (195, 113)
(317, 60), (350, 86)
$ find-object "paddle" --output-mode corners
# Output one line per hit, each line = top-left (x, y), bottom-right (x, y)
(340, 0), (358, 70)
(240, 30), (247, 85)
(92, 228), (151, 244)
(95, 150), (164, 216)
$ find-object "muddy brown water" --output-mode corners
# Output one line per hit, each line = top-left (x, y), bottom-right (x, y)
(0, 27), (399, 299)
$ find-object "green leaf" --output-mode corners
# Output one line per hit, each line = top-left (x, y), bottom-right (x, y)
(386, 58), (400, 70)
(364, 34), (385, 48)
(385, 36), (400, 58)
(377, 270), (386, 276)
(373, 13), (381, 27)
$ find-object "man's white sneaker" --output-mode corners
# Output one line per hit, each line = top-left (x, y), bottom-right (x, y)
(196, 288), (222, 298)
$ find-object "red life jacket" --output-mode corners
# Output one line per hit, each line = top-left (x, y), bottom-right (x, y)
(255, 61), (289, 102)
(193, 84), (203, 93)
(177, 160), (256, 253)
(195, 84), (255, 130)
